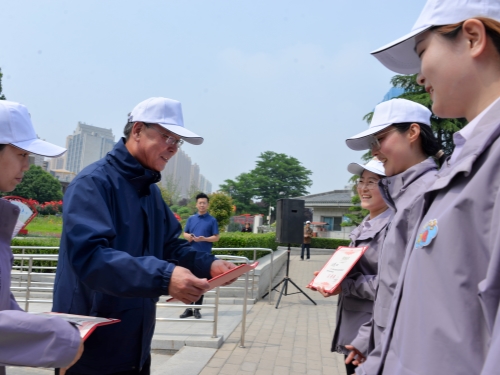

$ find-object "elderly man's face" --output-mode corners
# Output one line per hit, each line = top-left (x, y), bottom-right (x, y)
(134, 123), (181, 172)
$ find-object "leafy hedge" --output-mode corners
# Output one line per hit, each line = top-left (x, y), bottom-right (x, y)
(11, 238), (60, 273)
(213, 232), (277, 260)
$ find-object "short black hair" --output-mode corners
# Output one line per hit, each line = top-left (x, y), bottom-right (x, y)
(196, 192), (209, 202)
(0, 144), (6, 152)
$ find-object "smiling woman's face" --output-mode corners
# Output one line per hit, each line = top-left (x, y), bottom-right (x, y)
(0, 145), (31, 192)
(357, 170), (386, 215)
(415, 30), (471, 120)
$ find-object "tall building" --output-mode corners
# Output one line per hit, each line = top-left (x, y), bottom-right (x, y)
(189, 163), (200, 192)
(49, 155), (66, 171)
(161, 150), (212, 199)
(65, 122), (115, 174)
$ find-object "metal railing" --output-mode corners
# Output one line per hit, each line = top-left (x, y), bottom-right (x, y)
(212, 247), (274, 304)
(10, 247), (264, 348)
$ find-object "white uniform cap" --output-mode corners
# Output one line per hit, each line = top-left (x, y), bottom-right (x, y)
(348, 157), (386, 177)
(0, 101), (66, 157)
(345, 99), (431, 151)
(371, 0), (500, 74)
(128, 97), (203, 145)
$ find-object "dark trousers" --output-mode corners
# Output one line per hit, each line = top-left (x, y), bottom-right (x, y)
(191, 294), (204, 309)
(344, 354), (357, 375)
(55, 355), (151, 375)
(301, 243), (310, 259)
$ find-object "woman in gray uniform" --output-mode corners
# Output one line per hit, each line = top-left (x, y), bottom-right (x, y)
(343, 98), (445, 370)
(0, 101), (83, 375)
(314, 157), (392, 375)
(357, 1), (500, 374)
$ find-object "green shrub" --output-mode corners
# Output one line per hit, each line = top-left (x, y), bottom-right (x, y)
(214, 232), (277, 260)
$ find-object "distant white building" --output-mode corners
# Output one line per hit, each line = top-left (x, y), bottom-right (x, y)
(295, 189), (354, 239)
(65, 122), (115, 174)
(161, 150), (212, 198)
(50, 169), (77, 183)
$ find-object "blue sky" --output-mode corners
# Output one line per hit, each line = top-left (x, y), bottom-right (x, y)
(0, 0), (426, 194)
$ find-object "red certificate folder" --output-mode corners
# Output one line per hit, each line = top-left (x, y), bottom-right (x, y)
(307, 246), (368, 293)
(166, 261), (259, 302)
(33, 312), (120, 341)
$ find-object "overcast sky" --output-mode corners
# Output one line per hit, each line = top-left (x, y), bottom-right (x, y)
(0, 0), (425, 194)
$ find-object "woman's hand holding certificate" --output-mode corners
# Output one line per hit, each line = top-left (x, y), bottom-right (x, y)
(307, 246), (368, 294)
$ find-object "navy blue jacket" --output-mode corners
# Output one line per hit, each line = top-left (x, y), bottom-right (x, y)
(52, 139), (216, 374)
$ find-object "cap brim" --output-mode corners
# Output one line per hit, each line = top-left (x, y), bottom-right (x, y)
(347, 162), (385, 177)
(159, 123), (204, 145)
(345, 124), (391, 151)
(371, 25), (431, 74)
(12, 139), (66, 157)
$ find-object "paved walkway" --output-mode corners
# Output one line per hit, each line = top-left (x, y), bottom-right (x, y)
(199, 250), (347, 375)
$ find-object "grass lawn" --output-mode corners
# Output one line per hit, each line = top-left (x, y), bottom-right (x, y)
(25, 215), (63, 237)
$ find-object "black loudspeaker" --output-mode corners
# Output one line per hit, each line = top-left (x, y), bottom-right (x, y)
(275, 199), (305, 244)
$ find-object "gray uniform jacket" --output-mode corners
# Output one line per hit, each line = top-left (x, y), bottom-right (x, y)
(0, 199), (80, 374)
(351, 158), (438, 356)
(332, 209), (393, 355)
(357, 98), (500, 375)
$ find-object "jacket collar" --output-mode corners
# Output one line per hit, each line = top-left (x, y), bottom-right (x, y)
(379, 157), (437, 211)
(350, 208), (392, 242)
(0, 199), (20, 242)
(106, 138), (161, 197)
(429, 98), (500, 192)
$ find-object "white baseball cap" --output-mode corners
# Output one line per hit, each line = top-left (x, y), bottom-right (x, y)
(0, 101), (66, 157)
(345, 98), (432, 151)
(128, 97), (203, 145)
(371, 0), (500, 74)
(305, 221), (311, 224)
(348, 157), (386, 177)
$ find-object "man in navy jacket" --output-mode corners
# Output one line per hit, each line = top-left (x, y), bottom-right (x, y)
(52, 97), (234, 375)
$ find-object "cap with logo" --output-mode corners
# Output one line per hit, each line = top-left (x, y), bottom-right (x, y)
(348, 157), (386, 177)
(128, 97), (203, 145)
(345, 98), (432, 151)
(371, 0), (500, 74)
(0, 100), (66, 157)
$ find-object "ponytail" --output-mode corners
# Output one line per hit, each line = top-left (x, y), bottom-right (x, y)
(392, 123), (448, 166)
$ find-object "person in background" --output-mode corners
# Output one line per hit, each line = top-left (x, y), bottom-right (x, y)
(313, 158), (391, 375)
(300, 221), (313, 261)
(358, 1), (500, 374)
(241, 223), (252, 233)
(0, 100), (83, 375)
(52, 97), (235, 375)
(181, 192), (220, 319)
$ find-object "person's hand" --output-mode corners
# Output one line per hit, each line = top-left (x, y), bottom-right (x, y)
(59, 338), (84, 375)
(168, 266), (210, 304)
(317, 284), (341, 297)
(193, 235), (206, 242)
(210, 260), (237, 285)
(345, 345), (366, 366)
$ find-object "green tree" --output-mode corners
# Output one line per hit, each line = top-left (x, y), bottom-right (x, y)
(220, 173), (261, 215)
(364, 74), (467, 155)
(208, 192), (233, 232)
(0, 68), (6, 100)
(220, 151), (312, 217)
(9, 165), (63, 203)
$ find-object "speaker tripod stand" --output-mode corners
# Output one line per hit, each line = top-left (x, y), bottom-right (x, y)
(263, 244), (317, 309)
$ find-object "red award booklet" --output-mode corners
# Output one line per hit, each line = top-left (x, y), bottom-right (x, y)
(33, 312), (120, 341)
(166, 261), (259, 302)
(308, 246), (368, 293)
